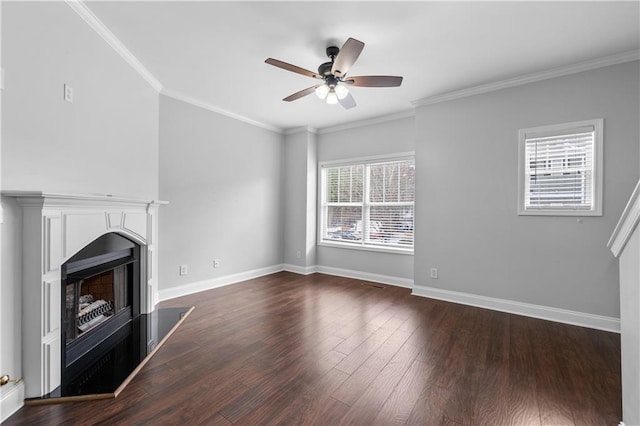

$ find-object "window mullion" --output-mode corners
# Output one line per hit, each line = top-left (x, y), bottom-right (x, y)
(363, 164), (371, 243)
(349, 167), (353, 203)
(368, 201), (414, 207)
(397, 168), (401, 203)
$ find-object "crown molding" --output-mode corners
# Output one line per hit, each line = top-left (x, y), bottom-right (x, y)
(65, 1), (163, 93)
(58, 4), (640, 137)
(318, 109), (415, 135)
(161, 89), (283, 134)
(413, 50), (640, 107)
(65, 0), (279, 134)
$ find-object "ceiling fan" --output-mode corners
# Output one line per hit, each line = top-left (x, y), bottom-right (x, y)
(265, 38), (403, 109)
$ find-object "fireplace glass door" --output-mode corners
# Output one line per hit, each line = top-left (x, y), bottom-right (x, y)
(65, 265), (130, 343)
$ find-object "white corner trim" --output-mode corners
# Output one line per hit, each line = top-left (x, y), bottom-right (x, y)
(160, 89), (283, 134)
(412, 285), (620, 333)
(413, 50), (640, 107)
(317, 109), (415, 135)
(315, 265), (414, 289)
(0, 381), (25, 423)
(65, 0), (163, 92)
(608, 179), (640, 257)
(158, 264), (285, 301)
(282, 263), (318, 275)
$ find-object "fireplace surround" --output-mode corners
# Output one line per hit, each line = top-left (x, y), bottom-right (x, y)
(3, 192), (165, 399)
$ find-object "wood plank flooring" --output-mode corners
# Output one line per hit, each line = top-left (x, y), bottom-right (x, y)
(4, 272), (621, 425)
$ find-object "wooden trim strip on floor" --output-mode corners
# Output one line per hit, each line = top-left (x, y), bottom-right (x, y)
(25, 306), (195, 406)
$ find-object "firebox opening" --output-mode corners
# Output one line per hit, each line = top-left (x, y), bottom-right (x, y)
(61, 233), (141, 381)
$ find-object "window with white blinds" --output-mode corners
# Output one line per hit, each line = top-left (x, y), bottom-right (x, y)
(320, 156), (415, 252)
(518, 119), (603, 216)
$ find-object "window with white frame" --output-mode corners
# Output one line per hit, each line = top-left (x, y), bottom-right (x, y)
(518, 119), (603, 216)
(320, 155), (415, 252)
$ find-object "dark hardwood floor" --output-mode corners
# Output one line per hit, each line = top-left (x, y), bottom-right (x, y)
(5, 272), (621, 425)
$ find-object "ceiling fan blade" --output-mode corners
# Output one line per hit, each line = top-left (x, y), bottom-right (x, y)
(344, 76), (403, 87)
(265, 58), (321, 79)
(331, 38), (365, 77)
(283, 85), (322, 102)
(339, 92), (357, 110)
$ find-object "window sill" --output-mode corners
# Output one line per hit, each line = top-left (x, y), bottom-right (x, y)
(518, 208), (602, 217)
(318, 240), (414, 255)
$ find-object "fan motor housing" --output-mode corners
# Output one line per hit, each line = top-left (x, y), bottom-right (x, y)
(326, 46), (340, 58)
(318, 62), (334, 76)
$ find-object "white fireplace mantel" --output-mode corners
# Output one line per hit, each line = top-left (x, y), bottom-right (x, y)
(2, 191), (166, 398)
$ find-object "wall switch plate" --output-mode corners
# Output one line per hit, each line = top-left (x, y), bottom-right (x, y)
(179, 265), (188, 275)
(64, 84), (73, 103)
(430, 268), (438, 279)
(213, 259), (220, 268)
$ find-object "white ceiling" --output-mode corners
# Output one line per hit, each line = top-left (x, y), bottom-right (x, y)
(86, 1), (639, 132)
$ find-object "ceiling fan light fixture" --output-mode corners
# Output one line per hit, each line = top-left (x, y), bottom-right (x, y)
(315, 84), (330, 99)
(266, 37), (403, 109)
(326, 90), (339, 105)
(335, 84), (349, 100)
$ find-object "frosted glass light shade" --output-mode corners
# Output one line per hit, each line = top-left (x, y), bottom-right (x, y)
(335, 84), (349, 100)
(326, 91), (339, 104)
(315, 84), (330, 99)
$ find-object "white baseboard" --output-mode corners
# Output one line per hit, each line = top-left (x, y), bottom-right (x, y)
(158, 264), (285, 301)
(158, 266), (616, 333)
(1, 381), (25, 423)
(282, 263), (317, 275)
(158, 263), (412, 302)
(412, 285), (620, 333)
(314, 265), (414, 289)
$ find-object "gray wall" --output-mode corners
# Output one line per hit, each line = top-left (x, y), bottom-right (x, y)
(414, 61), (639, 317)
(158, 95), (284, 290)
(1, 2), (159, 198)
(316, 116), (415, 282)
(1, 1), (160, 397)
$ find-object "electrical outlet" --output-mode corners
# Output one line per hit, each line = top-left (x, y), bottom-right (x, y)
(213, 259), (220, 268)
(179, 265), (188, 276)
(430, 268), (438, 279)
(64, 84), (73, 103)
(296, 250), (301, 259)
